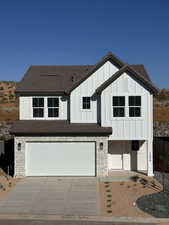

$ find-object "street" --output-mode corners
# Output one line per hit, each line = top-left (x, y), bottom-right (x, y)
(0, 219), (156, 225)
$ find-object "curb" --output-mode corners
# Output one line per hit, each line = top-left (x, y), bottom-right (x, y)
(0, 214), (168, 223)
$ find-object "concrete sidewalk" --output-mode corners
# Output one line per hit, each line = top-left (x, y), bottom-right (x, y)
(0, 177), (99, 216)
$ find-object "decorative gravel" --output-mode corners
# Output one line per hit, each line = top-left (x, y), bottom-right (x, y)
(136, 172), (169, 218)
(136, 190), (169, 218)
(154, 171), (169, 192)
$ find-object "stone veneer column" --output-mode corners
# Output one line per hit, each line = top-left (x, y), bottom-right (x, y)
(15, 137), (26, 177)
(96, 138), (108, 176)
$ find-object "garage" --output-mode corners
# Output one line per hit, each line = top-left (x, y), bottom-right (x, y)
(25, 142), (95, 176)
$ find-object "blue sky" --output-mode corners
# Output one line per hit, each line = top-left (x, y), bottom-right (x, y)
(0, 0), (168, 88)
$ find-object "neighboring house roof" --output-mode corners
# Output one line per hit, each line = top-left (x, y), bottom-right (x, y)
(11, 120), (112, 135)
(95, 65), (159, 95)
(15, 52), (157, 95)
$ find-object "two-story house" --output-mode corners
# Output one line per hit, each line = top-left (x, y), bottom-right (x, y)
(11, 52), (158, 177)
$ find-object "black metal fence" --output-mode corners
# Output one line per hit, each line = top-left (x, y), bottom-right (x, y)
(0, 138), (14, 176)
(153, 137), (169, 172)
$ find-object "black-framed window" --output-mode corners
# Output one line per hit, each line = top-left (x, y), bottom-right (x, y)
(32, 98), (44, 118)
(112, 96), (125, 117)
(48, 97), (59, 117)
(82, 97), (91, 109)
(129, 96), (141, 117)
(132, 140), (140, 151)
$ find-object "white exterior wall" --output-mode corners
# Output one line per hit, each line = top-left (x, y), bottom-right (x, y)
(19, 96), (68, 120)
(70, 61), (119, 123)
(19, 97), (32, 120)
(137, 141), (147, 171)
(101, 72), (153, 140)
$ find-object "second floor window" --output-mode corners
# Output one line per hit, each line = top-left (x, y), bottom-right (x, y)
(48, 97), (59, 117)
(33, 98), (44, 118)
(113, 96), (125, 117)
(82, 97), (91, 109)
(129, 96), (141, 117)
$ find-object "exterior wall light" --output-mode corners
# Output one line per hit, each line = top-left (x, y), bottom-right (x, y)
(100, 142), (103, 151)
(17, 143), (21, 151)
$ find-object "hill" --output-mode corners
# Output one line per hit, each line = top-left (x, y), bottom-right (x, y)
(154, 89), (169, 122)
(0, 81), (168, 138)
(0, 81), (168, 124)
(0, 82), (169, 123)
(0, 81), (18, 121)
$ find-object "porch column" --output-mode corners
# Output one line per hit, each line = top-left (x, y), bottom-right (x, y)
(147, 139), (154, 176)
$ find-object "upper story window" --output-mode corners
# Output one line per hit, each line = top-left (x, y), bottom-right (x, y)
(82, 97), (91, 110)
(129, 96), (141, 117)
(112, 96), (125, 117)
(33, 98), (44, 118)
(48, 97), (59, 117)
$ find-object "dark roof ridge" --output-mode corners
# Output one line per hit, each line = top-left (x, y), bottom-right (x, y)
(29, 65), (94, 67)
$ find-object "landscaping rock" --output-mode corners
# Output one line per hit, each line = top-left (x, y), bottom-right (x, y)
(136, 191), (169, 218)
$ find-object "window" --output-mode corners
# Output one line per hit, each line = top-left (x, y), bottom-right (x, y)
(132, 140), (140, 151)
(48, 97), (59, 117)
(129, 96), (141, 117)
(112, 96), (125, 117)
(33, 98), (44, 117)
(82, 97), (91, 109)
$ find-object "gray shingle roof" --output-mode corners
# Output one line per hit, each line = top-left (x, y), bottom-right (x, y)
(11, 120), (112, 135)
(15, 52), (157, 95)
(16, 65), (94, 95)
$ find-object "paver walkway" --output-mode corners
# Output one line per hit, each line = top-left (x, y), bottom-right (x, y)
(0, 177), (99, 216)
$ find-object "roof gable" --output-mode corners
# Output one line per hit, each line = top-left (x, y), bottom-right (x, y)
(65, 52), (125, 94)
(95, 65), (159, 95)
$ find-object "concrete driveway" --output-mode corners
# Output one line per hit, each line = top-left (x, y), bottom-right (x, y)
(0, 177), (99, 216)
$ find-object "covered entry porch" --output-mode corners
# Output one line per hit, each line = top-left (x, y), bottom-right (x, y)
(108, 140), (148, 174)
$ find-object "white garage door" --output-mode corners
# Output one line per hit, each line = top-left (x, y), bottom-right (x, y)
(26, 142), (95, 176)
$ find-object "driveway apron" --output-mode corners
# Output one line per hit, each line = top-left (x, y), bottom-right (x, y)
(0, 177), (99, 216)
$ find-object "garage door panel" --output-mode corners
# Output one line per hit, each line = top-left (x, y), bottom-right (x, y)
(26, 142), (95, 176)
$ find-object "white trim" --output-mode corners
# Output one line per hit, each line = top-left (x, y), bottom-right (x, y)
(71, 120), (98, 123)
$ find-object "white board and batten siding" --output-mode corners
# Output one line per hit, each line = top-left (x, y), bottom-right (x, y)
(19, 96), (68, 120)
(70, 61), (153, 141)
(101, 72), (153, 140)
(70, 61), (119, 123)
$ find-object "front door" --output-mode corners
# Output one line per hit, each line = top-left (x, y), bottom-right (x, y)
(108, 153), (123, 169)
(108, 141), (131, 170)
(108, 141), (124, 170)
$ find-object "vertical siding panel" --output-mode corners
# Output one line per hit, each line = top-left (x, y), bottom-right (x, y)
(102, 72), (151, 140)
(71, 61), (118, 123)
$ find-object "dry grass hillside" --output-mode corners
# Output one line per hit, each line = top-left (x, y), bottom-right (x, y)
(0, 81), (168, 123)
(0, 81), (18, 121)
(154, 89), (169, 122)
